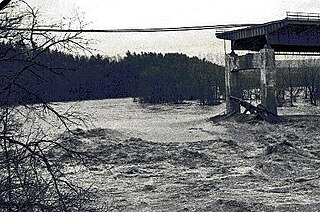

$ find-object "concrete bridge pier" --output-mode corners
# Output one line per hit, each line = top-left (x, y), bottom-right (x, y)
(225, 51), (241, 114)
(224, 46), (278, 115)
(260, 47), (277, 115)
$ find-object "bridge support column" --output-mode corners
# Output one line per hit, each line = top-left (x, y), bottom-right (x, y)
(260, 47), (277, 115)
(225, 51), (241, 114)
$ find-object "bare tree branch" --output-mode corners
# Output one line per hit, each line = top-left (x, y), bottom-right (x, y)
(0, 0), (11, 11)
(0, 1), (101, 211)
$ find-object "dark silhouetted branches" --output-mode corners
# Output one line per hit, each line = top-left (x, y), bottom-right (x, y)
(0, 1), (100, 211)
(0, 0), (11, 11)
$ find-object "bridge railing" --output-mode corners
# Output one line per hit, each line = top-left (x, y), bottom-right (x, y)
(286, 11), (320, 21)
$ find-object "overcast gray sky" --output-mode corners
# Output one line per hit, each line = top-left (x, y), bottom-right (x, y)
(27, 0), (320, 62)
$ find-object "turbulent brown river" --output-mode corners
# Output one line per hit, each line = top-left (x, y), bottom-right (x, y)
(59, 98), (227, 142)
(52, 98), (319, 211)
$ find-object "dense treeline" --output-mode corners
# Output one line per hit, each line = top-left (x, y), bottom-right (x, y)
(0, 42), (225, 105)
(123, 52), (225, 104)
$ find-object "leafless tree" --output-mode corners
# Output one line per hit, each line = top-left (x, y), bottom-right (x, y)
(0, 1), (99, 211)
(299, 59), (319, 106)
(0, 0), (11, 11)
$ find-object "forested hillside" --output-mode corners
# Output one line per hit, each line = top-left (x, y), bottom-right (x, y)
(0, 42), (225, 105)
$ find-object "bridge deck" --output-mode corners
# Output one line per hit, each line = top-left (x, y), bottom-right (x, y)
(216, 12), (320, 52)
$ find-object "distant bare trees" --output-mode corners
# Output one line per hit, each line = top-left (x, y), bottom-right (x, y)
(299, 59), (320, 106)
(237, 58), (320, 107)
(275, 58), (320, 107)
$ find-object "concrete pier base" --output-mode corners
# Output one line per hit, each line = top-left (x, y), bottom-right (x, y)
(260, 47), (277, 115)
(225, 52), (241, 114)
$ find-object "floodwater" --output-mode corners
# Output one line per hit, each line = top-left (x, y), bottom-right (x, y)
(58, 98), (228, 143)
(49, 98), (320, 211)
